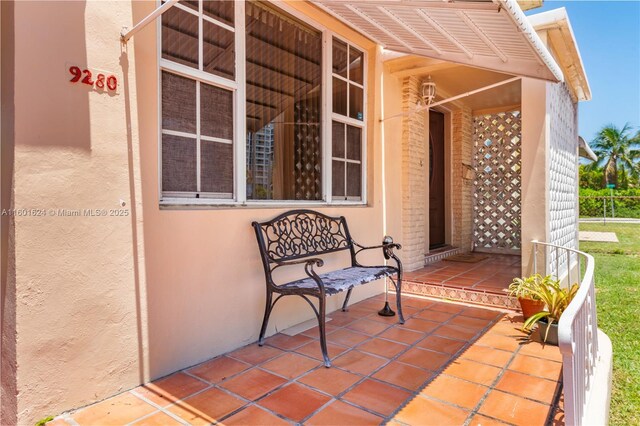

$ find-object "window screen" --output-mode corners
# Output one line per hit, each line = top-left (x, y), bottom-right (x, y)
(245, 2), (323, 200)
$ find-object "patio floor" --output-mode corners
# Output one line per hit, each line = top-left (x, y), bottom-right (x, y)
(48, 294), (564, 426)
(404, 254), (522, 309)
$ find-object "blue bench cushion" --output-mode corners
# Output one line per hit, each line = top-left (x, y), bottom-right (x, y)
(279, 266), (396, 295)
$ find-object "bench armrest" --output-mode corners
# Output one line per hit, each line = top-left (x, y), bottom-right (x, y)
(271, 258), (326, 293)
(352, 239), (403, 272)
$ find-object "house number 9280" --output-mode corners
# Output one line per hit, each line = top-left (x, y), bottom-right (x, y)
(69, 66), (117, 91)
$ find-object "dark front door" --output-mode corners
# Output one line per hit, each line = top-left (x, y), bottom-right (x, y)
(429, 110), (446, 249)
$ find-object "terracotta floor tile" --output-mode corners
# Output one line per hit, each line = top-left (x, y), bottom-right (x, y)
(261, 352), (320, 379)
(475, 333), (522, 352)
(342, 379), (411, 417)
(357, 338), (408, 359)
(468, 414), (511, 425)
(219, 368), (287, 400)
(486, 320), (528, 337)
(295, 341), (349, 362)
(326, 313), (359, 327)
(187, 356), (250, 383)
(258, 383), (331, 422)
(372, 361), (434, 391)
(168, 388), (246, 426)
(459, 345), (513, 368)
(403, 318), (440, 333)
(135, 372), (209, 406)
(449, 315), (492, 329)
(72, 392), (156, 426)
(333, 350), (388, 376)
(306, 400), (382, 425)
(131, 411), (183, 426)
(397, 347), (451, 371)
(415, 309), (456, 323)
(507, 353), (563, 381)
(495, 370), (559, 405)
(302, 323), (340, 339)
(517, 339), (563, 362)
(421, 375), (489, 409)
(265, 333), (314, 350)
(434, 324), (480, 341)
(444, 359), (502, 386)
(222, 405), (290, 425)
(327, 329), (370, 347)
(418, 335), (467, 355)
(378, 327), (424, 345)
(402, 297), (435, 309)
(366, 312), (405, 325)
(478, 390), (551, 425)
(298, 366), (362, 395)
(228, 344), (285, 365)
(394, 395), (470, 425)
(45, 419), (73, 426)
(346, 318), (390, 335)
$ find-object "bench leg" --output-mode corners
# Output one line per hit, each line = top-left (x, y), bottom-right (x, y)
(258, 291), (273, 346)
(341, 288), (353, 312)
(395, 277), (405, 324)
(318, 297), (331, 367)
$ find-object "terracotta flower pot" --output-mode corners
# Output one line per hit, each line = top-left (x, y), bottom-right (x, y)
(518, 297), (545, 321)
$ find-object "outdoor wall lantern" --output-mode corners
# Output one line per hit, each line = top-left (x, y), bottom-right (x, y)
(419, 75), (437, 107)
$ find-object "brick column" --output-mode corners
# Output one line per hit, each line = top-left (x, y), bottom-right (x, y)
(451, 107), (474, 252)
(401, 76), (428, 271)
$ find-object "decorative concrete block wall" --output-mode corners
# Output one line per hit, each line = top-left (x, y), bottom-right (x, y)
(472, 112), (522, 253)
(401, 76), (428, 271)
(547, 82), (579, 278)
(451, 107), (474, 252)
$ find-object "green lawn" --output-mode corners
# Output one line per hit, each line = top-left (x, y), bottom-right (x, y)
(579, 223), (640, 425)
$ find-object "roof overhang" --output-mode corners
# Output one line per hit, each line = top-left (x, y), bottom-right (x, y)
(311, 0), (563, 82)
(528, 7), (591, 101)
(579, 136), (598, 162)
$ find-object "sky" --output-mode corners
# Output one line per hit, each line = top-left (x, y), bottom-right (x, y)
(525, 0), (640, 142)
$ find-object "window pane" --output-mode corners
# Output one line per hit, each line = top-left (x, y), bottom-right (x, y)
(200, 82), (233, 139)
(347, 162), (362, 197)
(162, 134), (197, 192)
(332, 121), (345, 158)
(346, 125), (361, 161)
(201, 141), (233, 193)
(162, 6), (199, 69)
(332, 38), (348, 78)
(332, 160), (345, 198)
(245, 2), (322, 201)
(202, 20), (235, 79)
(349, 46), (364, 84)
(203, 0), (234, 26)
(182, 1), (198, 12)
(349, 83), (363, 120)
(162, 71), (196, 133)
(333, 77), (347, 116)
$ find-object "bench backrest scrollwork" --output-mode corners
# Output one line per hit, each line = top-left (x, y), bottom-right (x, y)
(252, 210), (355, 267)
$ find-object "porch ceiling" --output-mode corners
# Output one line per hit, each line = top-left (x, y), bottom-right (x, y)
(311, 0), (563, 82)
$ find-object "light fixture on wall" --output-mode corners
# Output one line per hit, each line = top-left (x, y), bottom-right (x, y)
(419, 75), (437, 107)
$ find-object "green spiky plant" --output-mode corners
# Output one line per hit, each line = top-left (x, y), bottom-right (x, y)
(522, 278), (580, 342)
(508, 274), (554, 300)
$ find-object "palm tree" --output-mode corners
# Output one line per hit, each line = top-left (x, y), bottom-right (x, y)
(589, 123), (640, 188)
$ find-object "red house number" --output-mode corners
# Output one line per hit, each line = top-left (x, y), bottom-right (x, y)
(69, 66), (117, 91)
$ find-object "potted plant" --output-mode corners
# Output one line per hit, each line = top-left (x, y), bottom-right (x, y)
(522, 279), (579, 345)
(508, 274), (549, 320)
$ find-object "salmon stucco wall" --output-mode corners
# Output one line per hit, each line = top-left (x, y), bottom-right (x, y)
(1, 1), (407, 423)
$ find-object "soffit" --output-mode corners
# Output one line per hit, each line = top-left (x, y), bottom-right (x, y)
(311, 0), (563, 81)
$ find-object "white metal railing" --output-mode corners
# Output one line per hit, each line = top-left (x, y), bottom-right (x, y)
(532, 240), (600, 426)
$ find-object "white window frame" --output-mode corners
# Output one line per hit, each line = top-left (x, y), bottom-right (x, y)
(158, 0), (368, 207)
(329, 33), (367, 203)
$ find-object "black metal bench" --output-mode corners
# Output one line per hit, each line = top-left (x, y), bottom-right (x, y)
(252, 209), (404, 367)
